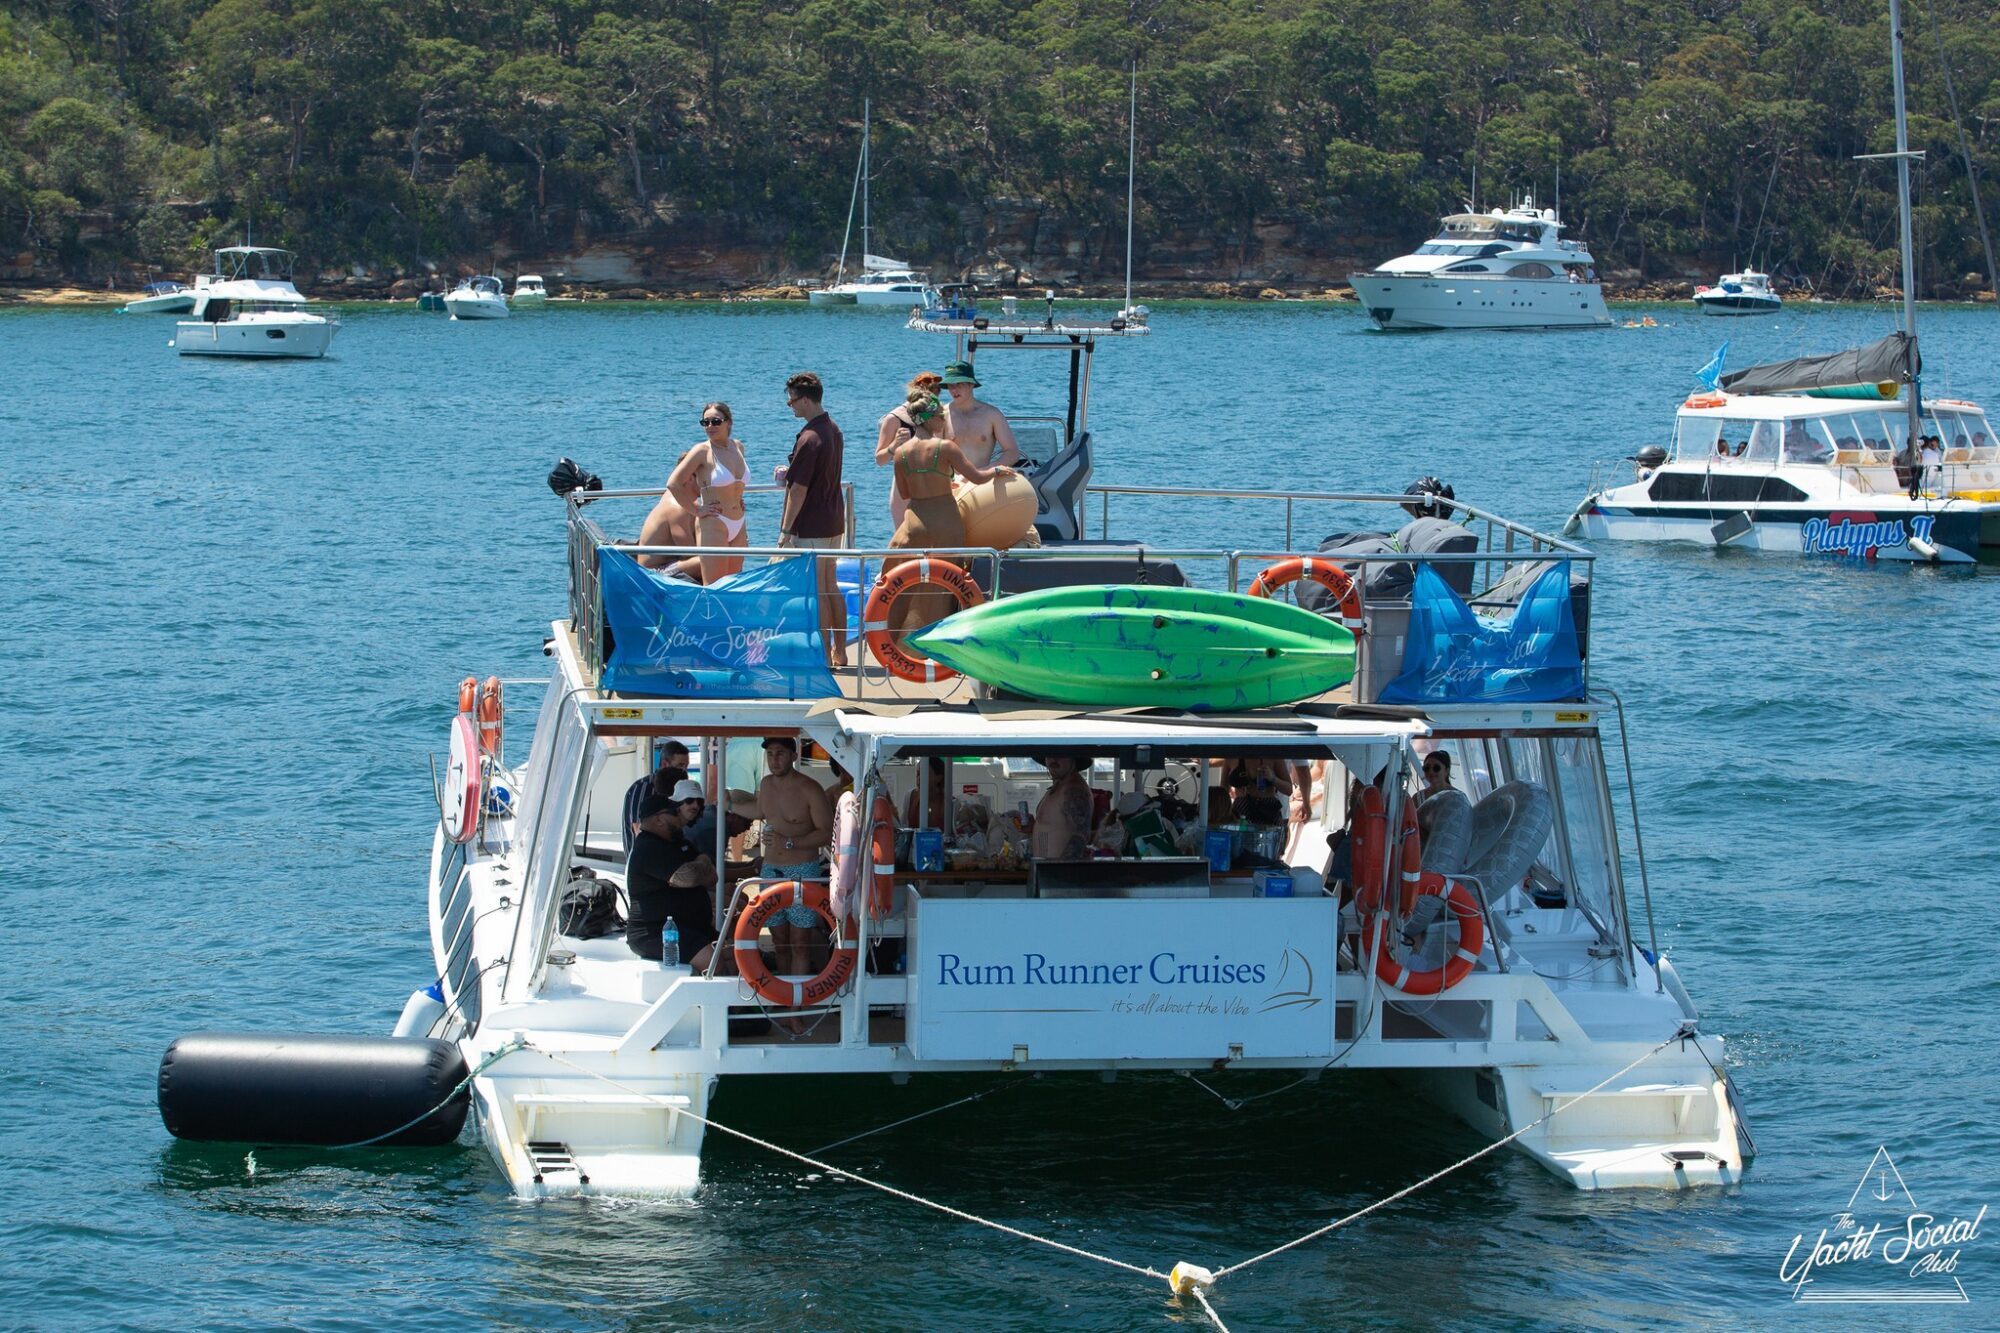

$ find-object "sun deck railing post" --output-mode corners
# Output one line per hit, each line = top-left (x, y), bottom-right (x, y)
(1602, 687), (1663, 992)
(1285, 497), (1294, 552)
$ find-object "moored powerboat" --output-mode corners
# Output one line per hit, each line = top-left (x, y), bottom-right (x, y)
(171, 247), (336, 359)
(121, 281), (195, 314)
(445, 275), (509, 320)
(512, 274), (548, 306)
(1348, 197), (1611, 331)
(1693, 270), (1782, 316)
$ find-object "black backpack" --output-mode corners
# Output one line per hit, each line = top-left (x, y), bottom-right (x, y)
(558, 868), (623, 939)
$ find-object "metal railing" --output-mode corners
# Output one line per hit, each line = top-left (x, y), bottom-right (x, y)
(564, 482), (1594, 702)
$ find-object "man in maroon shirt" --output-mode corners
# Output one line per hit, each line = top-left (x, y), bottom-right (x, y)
(781, 371), (848, 667)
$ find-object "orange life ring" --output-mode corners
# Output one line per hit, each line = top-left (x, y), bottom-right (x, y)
(1347, 785), (1387, 910)
(732, 880), (859, 1007)
(1247, 556), (1364, 631)
(1684, 391), (1728, 409)
(457, 676), (478, 714)
(863, 556), (985, 682)
(476, 676), (503, 758)
(1370, 873), (1484, 995)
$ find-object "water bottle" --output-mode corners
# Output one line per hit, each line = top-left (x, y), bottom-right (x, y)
(660, 920), (680, 969)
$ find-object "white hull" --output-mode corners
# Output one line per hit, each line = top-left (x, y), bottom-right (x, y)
(446, 293), (509, 320)
(173, 314), (334, 358)
(807, 289), (856, 305)
(1572, 504), (1991, 562)
(122, 292), (195, 314)
(1694, 294), (1781, 316)
(1349, 273), (1611, 330)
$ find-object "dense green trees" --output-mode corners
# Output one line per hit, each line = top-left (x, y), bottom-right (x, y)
(3, 0), (1997, 294)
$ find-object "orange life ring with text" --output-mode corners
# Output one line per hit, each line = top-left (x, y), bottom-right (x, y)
(1247, 556), (1364, 632)
(863, 556), (985, 682)
(1348, 785), (1387, 910)
(831, 793), (899, 920)
(1370, 873), (1484, 995)
(732, 880), (859, 1008)
(457, 676), (478, 715)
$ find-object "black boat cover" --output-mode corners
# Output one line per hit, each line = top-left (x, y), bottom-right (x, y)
(1719, 332), (1917, 395)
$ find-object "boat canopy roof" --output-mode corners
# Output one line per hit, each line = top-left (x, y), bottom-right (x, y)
(826, 704), (1428, 760)
(1675, 390), (1989, 423)
(215, 245), (294, 257)
(1719, 332), (1913, 396)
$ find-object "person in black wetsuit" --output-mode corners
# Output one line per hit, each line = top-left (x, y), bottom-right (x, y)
(625, 782), (719, 965)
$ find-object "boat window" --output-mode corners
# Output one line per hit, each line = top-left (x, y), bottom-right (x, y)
(1548, 735), (1626, 961)
(1674, 416), (1723, 460)
(1445, 262), (1489, 273)
(1782, 419), (1836, 463)
(1505, 262), (1553, 278)
(1648, 472), (1808, 503)
(1741, 421), (1780, 462)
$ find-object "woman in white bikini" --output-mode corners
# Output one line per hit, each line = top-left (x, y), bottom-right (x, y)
(666, 401), (749, 583)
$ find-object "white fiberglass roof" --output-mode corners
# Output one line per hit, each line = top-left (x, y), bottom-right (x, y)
(1678, 393), (1986, 421)
(826, 707), (1428, 757)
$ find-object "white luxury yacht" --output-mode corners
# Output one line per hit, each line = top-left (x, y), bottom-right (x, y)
(1693, 270), (1782, 316)
(445, 275), (510, 320)
(1349, 198), (1611, 331)
(172, 247), (336, 358)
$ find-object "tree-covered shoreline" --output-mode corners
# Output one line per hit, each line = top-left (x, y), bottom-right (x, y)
(5, 1), (1997, 298)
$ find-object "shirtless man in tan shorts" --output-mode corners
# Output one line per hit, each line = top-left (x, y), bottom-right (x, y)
(757, 736), (833, 979)
(940, 360), (1021, 468)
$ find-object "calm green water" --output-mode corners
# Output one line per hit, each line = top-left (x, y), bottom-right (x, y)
(4, 299), (1998, 1329)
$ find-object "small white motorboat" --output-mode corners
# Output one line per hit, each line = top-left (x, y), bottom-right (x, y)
(512, 274), (548, 306)
(121, 281), (195, 314)
(445, 275), (510, 320)
(1693, 270), (1782, 316)
(172, 247), (336, 359)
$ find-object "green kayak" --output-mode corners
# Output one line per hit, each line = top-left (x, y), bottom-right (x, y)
(908, 584), (1357, 711)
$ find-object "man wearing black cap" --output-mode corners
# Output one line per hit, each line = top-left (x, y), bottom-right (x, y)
(625, 780), (719, 963)
(940, 360), (1020, 468)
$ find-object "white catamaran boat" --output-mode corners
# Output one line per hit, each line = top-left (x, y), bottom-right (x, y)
(1349, 197), (1611, 331)
(445, 275), (510, 320)
(375, 307), (1747, 1203)
(1571, 0), (2000, 563)
(809, 98), (933, 307)
(1693, 270), (1782, 316)
(171, 247), (336, 359)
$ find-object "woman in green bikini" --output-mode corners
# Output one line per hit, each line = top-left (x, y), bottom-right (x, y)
(885, 390), (1014, 633)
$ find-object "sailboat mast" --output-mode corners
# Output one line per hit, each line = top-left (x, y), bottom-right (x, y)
(861, 98), (871, 266)
(1123, 64), (1137, 315)
(1888, 0), (1921, 445)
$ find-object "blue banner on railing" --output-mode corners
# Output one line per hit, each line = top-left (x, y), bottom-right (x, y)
(598, 548), (838, 699)
(1378, 562), (1584, 704)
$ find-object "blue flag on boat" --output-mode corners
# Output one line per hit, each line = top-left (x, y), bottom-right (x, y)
(1378, 562), (1584, 705)
(1695, 341), (1730, 390)
(598, 548), (837, 699)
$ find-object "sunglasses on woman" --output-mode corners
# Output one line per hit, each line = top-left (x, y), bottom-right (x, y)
(701, 416), (726, 427)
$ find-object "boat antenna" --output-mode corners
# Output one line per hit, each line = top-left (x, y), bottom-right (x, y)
(1859, 0), (1925, 447)
(1123, 62), (1137, 316)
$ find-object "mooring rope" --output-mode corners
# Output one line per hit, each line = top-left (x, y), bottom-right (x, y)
(1204, 1025), (1694, 1284)
(529, 1046), (1169, 1284)
(808, 1078), (1031, 1157)
(502, 1025), (1693, 1329)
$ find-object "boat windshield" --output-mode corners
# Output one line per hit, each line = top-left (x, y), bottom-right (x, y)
(1678, 406), (1927, 462)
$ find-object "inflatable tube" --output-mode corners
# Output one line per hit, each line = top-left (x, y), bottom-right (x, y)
(1463, 781), (1555, 895)
(1417, 789), (1474, 875)
(954, 473), (1038, 550)
(158, 1033), (469, 1147)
